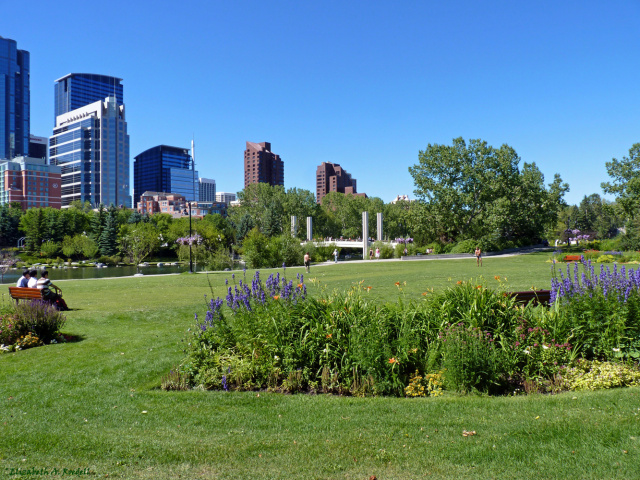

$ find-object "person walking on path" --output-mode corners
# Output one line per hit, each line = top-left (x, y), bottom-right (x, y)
(333, 249), (338, 263)
(369, 248), (373, 260)
(304, 252), (311, 273)
(375, 247), (380, 260)
(475, 246), (482, 267)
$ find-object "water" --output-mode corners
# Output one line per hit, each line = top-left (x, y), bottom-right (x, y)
(0, 264), (192, 285)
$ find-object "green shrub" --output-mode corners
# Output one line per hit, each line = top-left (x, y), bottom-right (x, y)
(435, 322), (502, 394)
(40, 241), (60, 258)
(450, 239), (477, 254)
(0, 312), (20, 345)
(11, 300), (66, 344)
(558, 360), (640, 391)
(596, 254), (616, 263)
(372, 241), (394, 259)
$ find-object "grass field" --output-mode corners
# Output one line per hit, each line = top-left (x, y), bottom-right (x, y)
(2, 254), (640, 479)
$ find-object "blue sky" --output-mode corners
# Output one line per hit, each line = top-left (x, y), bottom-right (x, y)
(3, 0), (639, 205)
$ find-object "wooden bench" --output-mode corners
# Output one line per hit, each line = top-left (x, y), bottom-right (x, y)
(506, 290), (551, 306)
(563, 255), (582, 262)
(8, 287), (43, 304)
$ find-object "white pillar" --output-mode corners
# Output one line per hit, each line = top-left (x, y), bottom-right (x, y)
(306, 216), (313, 242)
(362, 211), (369, 259)
(376, 212), (383, 241)
(291, 216), (298, 236)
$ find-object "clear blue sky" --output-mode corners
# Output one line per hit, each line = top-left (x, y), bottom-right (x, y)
(3, 0), (639, 206)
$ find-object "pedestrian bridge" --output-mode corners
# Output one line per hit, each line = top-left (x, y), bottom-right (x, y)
(303, 239), (398, 249)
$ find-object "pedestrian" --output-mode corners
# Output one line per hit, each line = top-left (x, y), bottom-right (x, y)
(475, 246), (482, 267)
(333, 248), (338, 263)
(16, 269), (29, 288)
(369, 248), (373, 260)
(304, 252), (311, 273)
(375, 248), (380, 260)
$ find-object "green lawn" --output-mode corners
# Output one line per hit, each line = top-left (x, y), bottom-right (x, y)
(1, 254), (639, 479)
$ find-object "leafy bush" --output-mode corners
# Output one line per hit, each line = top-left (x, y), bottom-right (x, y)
(372, 241), (394, 259)
(13, 300), (66, 343)
(596, 254), (616, 263)
(433, 323), (502, 393)
(450, 239), (477, 254)
(558, 360), (640, 391)
(0, 312), (19, 345)
(302, 243), (336, 263)
(40, 241), (60, 258)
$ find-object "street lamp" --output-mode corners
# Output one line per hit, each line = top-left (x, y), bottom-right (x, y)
(188, 201), (193, 273)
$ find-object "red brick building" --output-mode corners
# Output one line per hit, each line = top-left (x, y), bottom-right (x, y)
(244, 141), (284, 188)
(137, 191), (210, 218)
(0, 156), (62, 209)
(315, 162), (365, 204)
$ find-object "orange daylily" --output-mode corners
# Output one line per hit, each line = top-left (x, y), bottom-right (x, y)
(388, 357), (398, 364)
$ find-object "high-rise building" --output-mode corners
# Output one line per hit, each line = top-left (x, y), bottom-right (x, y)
(215, 191), (236, 205)
(244, 141), (284, 188)
(0, 156), (61, 209)
(315, 162), (364, 204)
(133, 145), (198, 207)
(54, 73), (123, 121)
(0, 36), (30, 159)
(28, 134), (47, 160)
(50, 96), (131, 208)
(198, 177), (216, 202)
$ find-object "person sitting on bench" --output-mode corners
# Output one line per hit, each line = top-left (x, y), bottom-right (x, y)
(36, 270), (68, 311)
(16, 269), (30, 288)
(27, 269), (38, 288)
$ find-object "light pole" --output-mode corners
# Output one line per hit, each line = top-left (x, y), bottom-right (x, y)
(188, 201), (193, 273)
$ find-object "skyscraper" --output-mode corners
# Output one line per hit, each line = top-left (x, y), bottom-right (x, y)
(315, 162), (363, 204)
(50, 96), (131, 208)
(244, 141), (284, 188)
(0, 36), (30, 159)
(54, 74), (123, 121)
(133, 145), (198, 207)
(198, 177), (216, 202)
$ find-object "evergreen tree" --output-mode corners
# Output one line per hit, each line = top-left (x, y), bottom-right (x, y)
(99, 206), (119, 256)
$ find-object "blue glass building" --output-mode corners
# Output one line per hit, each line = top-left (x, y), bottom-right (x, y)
(133, 145), (199, 207)
(0, 36), (30, 159)
(54, 74), (123, 122)
(50, 96), (131, 208)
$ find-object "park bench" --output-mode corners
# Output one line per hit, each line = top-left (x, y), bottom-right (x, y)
(8, 287), (42, 304)
(506, 290), (551, 306)
(563, 255), (582, 262)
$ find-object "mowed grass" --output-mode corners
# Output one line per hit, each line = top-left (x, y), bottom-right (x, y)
(1, 254), (640, 479)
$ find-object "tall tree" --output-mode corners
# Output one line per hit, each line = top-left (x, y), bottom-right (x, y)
(409, 137), (567, 243)
(601, 143), (640, 219)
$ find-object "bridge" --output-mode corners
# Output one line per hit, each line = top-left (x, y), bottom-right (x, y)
(305, 239), (398, 250)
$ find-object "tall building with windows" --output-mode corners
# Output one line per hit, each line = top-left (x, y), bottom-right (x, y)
(198, 177), (216, 202)
(0, 36), (30, 159)
(244, 141), (284, 188)
(133, 145), (198, 207)
(315, 162), (364, 204)
(216, 191), (236, 205)
(54, 74), (123, 121)
(50, 96), (131, 208)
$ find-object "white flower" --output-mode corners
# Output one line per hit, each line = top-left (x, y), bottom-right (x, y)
(523, 349), (531, 355)
(613, 348), (621, 352)
(542, 345), (549, 350)
(50, 339), (57, 344)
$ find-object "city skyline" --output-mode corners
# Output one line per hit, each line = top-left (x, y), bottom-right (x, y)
(3, 1), (639, 206)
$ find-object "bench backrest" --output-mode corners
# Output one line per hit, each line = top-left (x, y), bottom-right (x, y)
(8, 287), (42, 300)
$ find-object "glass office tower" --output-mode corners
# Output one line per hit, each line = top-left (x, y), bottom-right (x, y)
(50, 96), (131, 208)
(54, 74), (123, 122)
(133, 145), (198, 207)
(0, 36), (30, 159)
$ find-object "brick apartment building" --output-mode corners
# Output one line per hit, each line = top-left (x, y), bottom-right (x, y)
(0, 156), (62, 209)
(244, 141), (284, 188)
(315, 162), (365, 204)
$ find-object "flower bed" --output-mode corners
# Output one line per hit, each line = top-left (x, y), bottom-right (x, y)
(172, 266), (640, 396)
